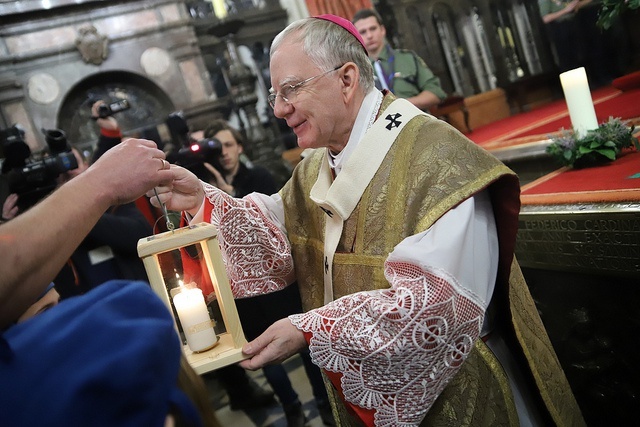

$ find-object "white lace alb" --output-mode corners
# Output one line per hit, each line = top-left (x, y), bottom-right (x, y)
(290, 261), (484, 427)
(202, 183), (294, 299)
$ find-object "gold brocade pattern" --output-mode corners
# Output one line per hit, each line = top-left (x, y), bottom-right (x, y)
(282, 97), (515, 311)
(508, 259), (586, 427)
(421, 341), (519, 427)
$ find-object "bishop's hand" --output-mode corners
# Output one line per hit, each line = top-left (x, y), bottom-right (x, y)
(147, 163), (204, 216)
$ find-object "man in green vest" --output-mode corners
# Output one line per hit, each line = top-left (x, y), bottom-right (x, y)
(352, 8), (446, 111)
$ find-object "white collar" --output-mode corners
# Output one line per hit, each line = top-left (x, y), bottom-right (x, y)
(328, 89), (383, 175)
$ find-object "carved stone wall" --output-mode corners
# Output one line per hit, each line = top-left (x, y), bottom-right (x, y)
(0, 0), (224, 153)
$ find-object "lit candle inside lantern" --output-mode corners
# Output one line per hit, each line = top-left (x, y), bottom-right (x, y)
(559, 67), (599, 138)
(173, 284), (217, 352)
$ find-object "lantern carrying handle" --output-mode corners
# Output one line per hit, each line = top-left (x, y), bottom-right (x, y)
(153, 187), (175, 232)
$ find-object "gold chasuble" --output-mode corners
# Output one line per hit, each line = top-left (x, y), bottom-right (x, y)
(280, 94), (584, 426)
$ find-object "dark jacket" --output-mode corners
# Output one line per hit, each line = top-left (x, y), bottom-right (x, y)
(231, 162), (277, 198)
(54, 202), (152, 298)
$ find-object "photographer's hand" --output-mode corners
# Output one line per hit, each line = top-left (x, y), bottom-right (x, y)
(91, 101), (119, 131)
(203, 162), (234, 196)
(2, 193), (19, 221)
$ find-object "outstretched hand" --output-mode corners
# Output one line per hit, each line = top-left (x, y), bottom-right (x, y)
(239, 318), (307, 370)
(84, 138), (173, 207)
(146, 163), (204, 216)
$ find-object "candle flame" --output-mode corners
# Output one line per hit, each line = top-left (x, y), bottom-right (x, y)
(176, 272), (185, 288)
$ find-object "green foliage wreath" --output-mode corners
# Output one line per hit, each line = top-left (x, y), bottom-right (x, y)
(597, 0), (640, 29)
(546, 117), (639, 168)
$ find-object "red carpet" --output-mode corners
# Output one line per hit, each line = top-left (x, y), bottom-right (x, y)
(520, 150), (640, 205)
(469, 86), (640, 150)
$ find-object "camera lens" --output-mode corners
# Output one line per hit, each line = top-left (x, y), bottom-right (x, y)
(44, 129), (68, 154)
(43, 151), (78, 174)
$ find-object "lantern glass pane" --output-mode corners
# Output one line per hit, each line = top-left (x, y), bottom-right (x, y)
(157, 245), (227, 342)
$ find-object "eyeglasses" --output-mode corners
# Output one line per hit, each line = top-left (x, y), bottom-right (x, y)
(268, 65), (342, 109)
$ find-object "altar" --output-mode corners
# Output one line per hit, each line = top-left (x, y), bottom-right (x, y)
(516, 150), (640, 277)
(496, 146), (639, 425)
(468, 83), (640, 184)
(462, 74), (640, 425)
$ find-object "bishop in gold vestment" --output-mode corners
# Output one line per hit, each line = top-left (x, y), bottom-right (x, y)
(150, 14), (585, 427)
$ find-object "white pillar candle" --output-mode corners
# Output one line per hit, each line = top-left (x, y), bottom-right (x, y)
(173, 286), (217, 352)
(211, 0), (227, 19)
(559, 67), (599, 138)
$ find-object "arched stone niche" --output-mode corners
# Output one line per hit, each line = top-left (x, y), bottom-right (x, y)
(57, 71), (176, 154)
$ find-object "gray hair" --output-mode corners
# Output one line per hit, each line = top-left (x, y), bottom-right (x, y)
(270, 18), (374, 93)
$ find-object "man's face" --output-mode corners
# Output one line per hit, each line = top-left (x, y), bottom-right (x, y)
(269, 39), (345, 150)
(353, 16), (386, 57)
(213, 129), (243, 174)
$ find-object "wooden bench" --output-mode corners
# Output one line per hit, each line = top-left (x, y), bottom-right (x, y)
(430, 95), (471, 133)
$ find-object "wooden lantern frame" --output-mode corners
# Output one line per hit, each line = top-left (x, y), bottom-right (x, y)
(137, 222), (248, 374)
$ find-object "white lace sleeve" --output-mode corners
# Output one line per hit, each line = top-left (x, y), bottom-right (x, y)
(289, 193), (497, 427)
(201, 183), (295, 297)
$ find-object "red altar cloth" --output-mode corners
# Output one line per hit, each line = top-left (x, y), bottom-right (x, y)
(520, 150), (640, 205)
(470, 86), (640, 150)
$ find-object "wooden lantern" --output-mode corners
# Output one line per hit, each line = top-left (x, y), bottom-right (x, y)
(137, 222), (248, 374)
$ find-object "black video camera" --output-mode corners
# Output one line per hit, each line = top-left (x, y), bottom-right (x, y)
(1, 126), (78, 212)
(87, 93), (131, 120)
(91, 99), (131, 119)
(174, 138), (223, 179)
(160, 111), (224, 178)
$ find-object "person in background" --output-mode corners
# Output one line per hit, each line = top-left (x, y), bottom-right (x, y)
(538, 0), (626, 88)
(538, 0), (616, 86)
(90, 99), (167, 229)
(200, 119), (334, 426)
(200, 119), (276, 198)
(538, 0), (585, 73)
(352, 8), (446, 111)
(149, 14), (585, 427)
(90, 100), (125, 162)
